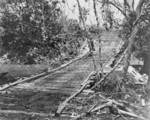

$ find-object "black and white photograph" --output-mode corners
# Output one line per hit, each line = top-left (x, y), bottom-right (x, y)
(0, 0), (149, 119)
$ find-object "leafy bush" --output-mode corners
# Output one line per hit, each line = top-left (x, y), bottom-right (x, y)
(0, 0), (84, 64)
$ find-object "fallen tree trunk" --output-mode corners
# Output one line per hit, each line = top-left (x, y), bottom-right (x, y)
(56, 71), (95, 115)
(118, 109), (147, 120)
(91, 22), (141, 90)
(91, 49), (127, 90)
(123, 26), (139, 79)
(72, 103), (109, 120)
(73, 98), (146, 120)
(0, 110), (51, 117)
(0, 51), (90, 91)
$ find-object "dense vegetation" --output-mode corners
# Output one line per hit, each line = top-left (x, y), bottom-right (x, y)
(0, 0), (86, 64)
(0, 0), (150, 120)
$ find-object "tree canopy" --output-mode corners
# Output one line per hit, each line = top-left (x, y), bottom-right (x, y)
(0, 0), (85, 64)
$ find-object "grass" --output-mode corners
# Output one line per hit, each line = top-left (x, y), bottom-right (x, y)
(0, 64), (49, 78)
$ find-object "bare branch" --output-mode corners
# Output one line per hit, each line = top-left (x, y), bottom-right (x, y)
(91, 48), (127, 90)
(93, 0), (103, 75)
(118, 109), (147, 120)
(0, 110), (51, 117)
(132, 0), (135, 10)
(136, 0), (145, 16)
(97, 0), (127, 18)
(76, 0), (86, 27)
(76, 0), (97, 71)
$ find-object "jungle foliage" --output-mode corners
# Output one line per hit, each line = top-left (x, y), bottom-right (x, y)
(0, 0), (85, 64)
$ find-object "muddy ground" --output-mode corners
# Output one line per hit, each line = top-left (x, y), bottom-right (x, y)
(0, 89), (69, 120)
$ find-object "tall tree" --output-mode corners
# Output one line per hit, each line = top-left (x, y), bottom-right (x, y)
(0, 0), (63, 63)
(99, 0), (150, 80)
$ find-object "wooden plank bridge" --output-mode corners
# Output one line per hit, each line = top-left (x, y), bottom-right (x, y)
(0, 31), (124, 117)
(12, 31), (122, 94)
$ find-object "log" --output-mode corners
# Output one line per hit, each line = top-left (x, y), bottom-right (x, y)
(56, 71), (95, 115)
(73, 99), (146, 120)
(91, 101), (112, 112)
(91, 49), (127, 90)
(81, 71), (96, 86)
(47, 51), (90, 74)
(0, 51), (90, 91)
(118, 109), (147, 120)
(71, 103), (97, 120)
(91, 4), (144, 89)
(0, 110), (51, 117)
(0, 73), (47, 91)
(89, 97), (125, 113)
(72, 102), (111, 120)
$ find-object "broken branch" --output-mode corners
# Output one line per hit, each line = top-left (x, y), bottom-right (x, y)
(118, 109), (147, 120)
(91, 48), (127, 90)
(0, 110), (51, 117)
(56, 71), (95, 115)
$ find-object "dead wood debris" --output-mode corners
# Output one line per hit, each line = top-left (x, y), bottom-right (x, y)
(69, 94), (147, 120)
(0, 110), (51, 117)
(56, 47), (148, 120)
(56, 40), (127, 115)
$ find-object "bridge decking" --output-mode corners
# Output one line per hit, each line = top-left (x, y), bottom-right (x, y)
(13, 32), (121, 94)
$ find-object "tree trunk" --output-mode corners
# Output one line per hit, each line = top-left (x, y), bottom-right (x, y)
(142, 48), (150, 94)
(0, 37), (2, 56)
(136, 0), (145, 16)
(141, 51), (150, 81)
(135, 0), (150, 80)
